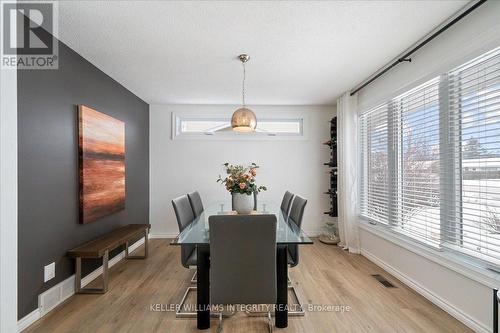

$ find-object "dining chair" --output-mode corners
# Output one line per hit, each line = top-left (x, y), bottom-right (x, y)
(287, 195), (307, 316)
(280, 191), (295, 219)
(187, 191), (204, 218)
(287, 195), (307, 267)
(187, 191), (204, 283)
(209, 214), (277, 332)
(172, 195), (197, 317)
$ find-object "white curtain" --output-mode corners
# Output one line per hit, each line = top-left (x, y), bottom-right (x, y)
(337, 92), (360, 253)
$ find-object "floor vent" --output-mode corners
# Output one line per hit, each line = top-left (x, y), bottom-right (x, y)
(371, 274), (396, 288)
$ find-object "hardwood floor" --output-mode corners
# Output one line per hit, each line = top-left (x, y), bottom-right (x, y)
(24, 239), (472, 333)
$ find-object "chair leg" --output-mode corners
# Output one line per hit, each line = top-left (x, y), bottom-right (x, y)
(268, 311), (273, 333)
(244, 285), (305, 318)
(175, 286), (197, 318)
(175, 286), (235, 319)
(288, 285), (305, 316)
(217, 312), (223, 333)
(191, 270), (197, 284)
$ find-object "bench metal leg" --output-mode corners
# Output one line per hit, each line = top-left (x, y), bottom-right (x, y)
(75, 250), (109, 294)
(125, 230), (149, 259)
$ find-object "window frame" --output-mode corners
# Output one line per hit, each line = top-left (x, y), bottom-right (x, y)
(171, 112), (308, 141)
(358, 46), (500, 267)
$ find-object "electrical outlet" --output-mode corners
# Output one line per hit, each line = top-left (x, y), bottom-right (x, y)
(44, 262), (55, 282)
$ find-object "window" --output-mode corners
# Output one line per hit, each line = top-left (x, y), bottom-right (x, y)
(395, 78), (441, 246)
(359, 104), (390, 225)
(172, 114), (305, 140)
(446, 48), (500, 264)
(359, 46), (500, 266)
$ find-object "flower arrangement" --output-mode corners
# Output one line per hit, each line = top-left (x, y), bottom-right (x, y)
(217, 162), (267, 195)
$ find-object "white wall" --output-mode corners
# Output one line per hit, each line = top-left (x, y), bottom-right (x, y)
(356, 2), (500, 332)
(359, 0), (500, 111)
(149, 104), (335, 237)
(0, 66), (18, 331)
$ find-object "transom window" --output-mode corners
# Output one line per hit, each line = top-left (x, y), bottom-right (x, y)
(173, 114), (305, 140)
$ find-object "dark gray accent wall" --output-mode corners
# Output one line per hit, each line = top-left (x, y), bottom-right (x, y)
(17, 39), (149, 318)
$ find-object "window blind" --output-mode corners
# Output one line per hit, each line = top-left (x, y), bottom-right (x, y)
(359, 46), (500, 266)
(393, 78), (442, 246)
(446, 47), (500, 264)
(359, 104), (390, 224)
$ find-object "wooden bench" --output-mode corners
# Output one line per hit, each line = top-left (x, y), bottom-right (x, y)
(67, 224), (150, 294)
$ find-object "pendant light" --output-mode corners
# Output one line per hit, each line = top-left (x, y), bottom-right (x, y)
(231, 54), (257, 132)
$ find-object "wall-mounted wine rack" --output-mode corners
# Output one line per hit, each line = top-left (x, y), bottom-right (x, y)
(323, 117), (338, 217)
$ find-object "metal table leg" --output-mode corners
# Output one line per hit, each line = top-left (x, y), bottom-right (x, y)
(276, 245), (288, 328)
(197, 245), (210, 329)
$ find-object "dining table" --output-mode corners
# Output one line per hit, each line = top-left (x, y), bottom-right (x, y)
(171, 201), (313, 330)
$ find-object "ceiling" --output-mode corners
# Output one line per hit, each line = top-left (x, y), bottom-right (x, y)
(58, 1), (468, 105)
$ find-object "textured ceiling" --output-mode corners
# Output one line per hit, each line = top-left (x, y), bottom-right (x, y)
(58, 1), (467, 105)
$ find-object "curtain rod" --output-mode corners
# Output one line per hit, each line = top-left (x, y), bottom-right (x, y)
(349, 0), (488, 96)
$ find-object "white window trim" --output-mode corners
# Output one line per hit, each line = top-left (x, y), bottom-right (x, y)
(0, 60), (18, 331)
(171, 112), (309, 141)
(359, 47), (500, 270)
(359, 218), (500, 289)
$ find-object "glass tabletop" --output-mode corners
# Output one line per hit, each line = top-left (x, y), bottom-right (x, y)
(172, 202), (313, 245)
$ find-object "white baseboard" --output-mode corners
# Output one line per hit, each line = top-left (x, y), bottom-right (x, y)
(17, 309), (41, 332)
(18, 237), (145, 332)
(360, 248), (490, 333)
(149, 232), (178, 239)
(303, 230), (323, 237)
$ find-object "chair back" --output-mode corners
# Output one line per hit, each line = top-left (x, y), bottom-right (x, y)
(172, 195), (196, 268)
(172, 195), (195, 231)
(209, 214), (277, 305)
(280, 191), (294, 218)
(289, 195), (307, 227)
(187, 191), (204, 218)
(288, 195), (307, 267)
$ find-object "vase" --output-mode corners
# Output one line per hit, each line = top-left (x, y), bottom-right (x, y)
(232, 193), (254, 214)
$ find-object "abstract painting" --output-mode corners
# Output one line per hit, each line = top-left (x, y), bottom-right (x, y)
(78, 105), (125, 224)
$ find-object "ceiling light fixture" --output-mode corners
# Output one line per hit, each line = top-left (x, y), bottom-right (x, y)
(231, 54), (257, 132)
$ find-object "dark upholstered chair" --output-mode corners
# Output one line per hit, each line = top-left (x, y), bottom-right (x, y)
(280, 191), (295, 219)
(187, 191), (204, 218)
(172, 195), (198, 318)
(209, 214), (277, 332)
(287, 195), (307, 268)
(172, 195), (197, 268)
(286, 195), (307, 316)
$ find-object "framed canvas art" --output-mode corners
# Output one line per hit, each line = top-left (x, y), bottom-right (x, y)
(78, 105), (125, 224)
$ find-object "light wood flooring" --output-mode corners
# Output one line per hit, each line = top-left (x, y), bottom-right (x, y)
(24, 239), (472, 333)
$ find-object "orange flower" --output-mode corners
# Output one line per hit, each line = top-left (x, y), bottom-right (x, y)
(250, 168), (257, 176)
(239, 183), (246, 189)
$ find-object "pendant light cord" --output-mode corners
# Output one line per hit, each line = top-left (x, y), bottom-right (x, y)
(242, 61), (246, 106)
